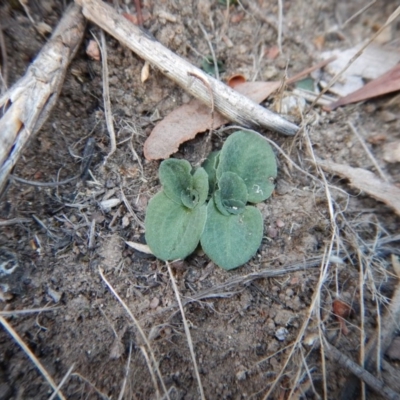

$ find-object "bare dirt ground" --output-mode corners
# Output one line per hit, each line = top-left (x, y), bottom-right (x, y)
(0, 0), (400, 399)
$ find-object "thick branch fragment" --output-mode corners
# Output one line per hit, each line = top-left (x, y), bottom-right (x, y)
(0, 4), (86, 193)
(75, 0), (298, 137)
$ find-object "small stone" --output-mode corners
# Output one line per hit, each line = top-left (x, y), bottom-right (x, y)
(275, 327), (289, 341)
(276, 219), (285, 228)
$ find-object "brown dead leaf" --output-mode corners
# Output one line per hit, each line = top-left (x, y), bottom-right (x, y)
(318, 159), (400, 215)
(332, 299), (352, 335)
(265, 45), (280, 60)
(327, 64), (400, 110)
(143, 81), (281, 160)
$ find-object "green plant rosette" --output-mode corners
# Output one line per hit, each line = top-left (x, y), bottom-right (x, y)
(216, 130), (277, 203)
(159, 159), (208, 209)
(200, 200), (263, 270)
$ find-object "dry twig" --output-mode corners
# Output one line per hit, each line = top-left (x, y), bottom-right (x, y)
(323, 338), (400, 400)
(0, 4), (86, 193)
(75, 0), (298, 136)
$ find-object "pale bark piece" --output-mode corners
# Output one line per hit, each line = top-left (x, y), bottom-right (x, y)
(144, 81), (281, 160)
(0, 4), (86, 193)
(321, 43), (400, 97)
(75, 0), (298, 136)
(328, 64), (400, 110)
(318, 160), (400, 216)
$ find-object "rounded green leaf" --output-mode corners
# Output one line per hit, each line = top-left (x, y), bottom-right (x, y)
(214, 171), (248, 215)
(201, 200), (263, 270)
(145, 192), (207, 260)
(216, 130), (277, 203)
(159, 159), (192, 205)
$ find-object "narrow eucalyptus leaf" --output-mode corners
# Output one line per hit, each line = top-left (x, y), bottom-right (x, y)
(217, 130), (277, 203)
(145, 192), (206, 260)
(159, 159), (192, 205)
(201, 201), (263, 270)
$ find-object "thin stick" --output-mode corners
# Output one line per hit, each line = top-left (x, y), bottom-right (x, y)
(139, 346), (160, 400)
(48, 364), (75, 400)
(0, 316), (66, 400)
(166, 262), (205, 400)
(323, 338), (400, 400)
(99, 268), (170, 400)
(75, 0), (298, 136)
(347, 121), (388, 182)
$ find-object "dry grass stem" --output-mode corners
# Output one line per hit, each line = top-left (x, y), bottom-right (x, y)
(348, 121), (388, 182)
(197, 20), (219, 81)
(48, 364), (75, 400)
(166, 262), (205, 400)
(93, 30), (117, 161)
(263, 243), (333, 399)
(340, 0), (377, 29)
(358, 250), (366, 400)
(139, 346), (160, 400)
(71, 372), (111, 399)
(0, 316), (67, 400)
(98, 268), (170, 400)
(0, 306), (61, 316)
(117, 342), (132, 400)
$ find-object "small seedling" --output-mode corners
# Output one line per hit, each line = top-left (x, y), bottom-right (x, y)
(145, 130), (277, 270)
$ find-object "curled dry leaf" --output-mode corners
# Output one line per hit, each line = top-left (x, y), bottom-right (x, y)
(318, 159), (400, 216)
(86, 39), (100, 61)
(143, 81), (280, 160)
